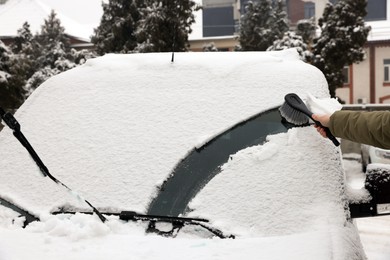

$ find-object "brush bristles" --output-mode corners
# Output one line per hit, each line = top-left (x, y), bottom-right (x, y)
(279, 102), (309, 125)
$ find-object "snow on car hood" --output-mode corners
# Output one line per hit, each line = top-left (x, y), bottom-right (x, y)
(0, 50), (329, 214)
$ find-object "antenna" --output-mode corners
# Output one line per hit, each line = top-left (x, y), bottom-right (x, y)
(171, 23), (176, 63)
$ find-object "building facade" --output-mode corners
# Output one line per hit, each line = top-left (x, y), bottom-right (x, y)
(333, 0), (390, 104)
(191, 0), (390, 104)
(201, 0), (316, 38)
(192, 0), (320, 51)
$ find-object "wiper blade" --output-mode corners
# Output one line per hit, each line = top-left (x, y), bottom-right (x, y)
(119, 211), (209, 222)
(52, 209), (235, 239)
(120, 211), (235, 239)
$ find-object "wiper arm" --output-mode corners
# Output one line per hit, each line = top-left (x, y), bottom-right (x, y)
(120, 211), (235, 239)
(0, 196), (40, 227)
(0, 107), (106, 223)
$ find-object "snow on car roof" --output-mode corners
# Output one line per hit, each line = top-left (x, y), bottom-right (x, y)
(0, 50), (366, 259)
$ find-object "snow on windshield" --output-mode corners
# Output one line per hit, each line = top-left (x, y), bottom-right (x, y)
(189, 126), (365, 258)
(0, 49), (329, 215)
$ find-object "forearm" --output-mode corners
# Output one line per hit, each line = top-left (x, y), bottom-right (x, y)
(328, 110), (390, 149)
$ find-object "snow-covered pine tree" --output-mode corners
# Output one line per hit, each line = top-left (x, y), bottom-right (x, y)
(239, 0), (273, 51)
(0, 40), (11, 94)
(267, 17), (315, 62)
(267, 31), (312, 61)
(11, 22), (34, 54)
(272, 0), (289, 40)
(8, 22), (37, 98)
(91, 0), (143, 55)
(135, 0), (200, 52)
(296, 18), (316, 46)
(24, 67), (58, 96)
(239, 0), (288, 51)
(312, 0), (370, 97)
(0, 40), (10, 81)
(25, 10), (76, 93)
(35, 10), (73, 70)
(0, 40), (24, 110)
(71, 48), (96, 65)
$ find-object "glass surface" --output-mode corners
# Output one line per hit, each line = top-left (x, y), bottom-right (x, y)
(147, 107), (293, 216)
(365, 0), (387, 21)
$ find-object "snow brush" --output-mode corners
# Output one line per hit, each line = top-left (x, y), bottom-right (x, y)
(279, 93), (340, 147)
(0, 107), (106, 223)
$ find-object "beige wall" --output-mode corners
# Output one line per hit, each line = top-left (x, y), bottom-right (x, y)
(375, 46), (390, 103)
(189, 37), (238, 51)
(353, 48), (370, 103)
(337, 44), (390, 104)
(335, 87), (350, 104)
(336, 50), (370, 104)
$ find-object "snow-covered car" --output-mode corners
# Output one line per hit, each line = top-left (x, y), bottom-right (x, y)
(361, 144), (390, 172)
(0, 50), (375, 259)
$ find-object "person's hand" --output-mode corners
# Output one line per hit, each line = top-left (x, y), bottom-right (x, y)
(312, 114), (331, 138)
(312, 114), (330, 127)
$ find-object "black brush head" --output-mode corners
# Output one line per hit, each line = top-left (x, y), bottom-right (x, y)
(279, 101), (309, 126)
(279, 93), (340, 147)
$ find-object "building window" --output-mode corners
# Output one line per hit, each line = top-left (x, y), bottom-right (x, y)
(366, 0), (387, 21)
(343, 66), (350, 85)
(385, 59), (390, 83)
(203, 6), (235, 37)
(304, 2), (315, 19)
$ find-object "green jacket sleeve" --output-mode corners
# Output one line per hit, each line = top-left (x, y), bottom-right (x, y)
(328, 110), (390, 149)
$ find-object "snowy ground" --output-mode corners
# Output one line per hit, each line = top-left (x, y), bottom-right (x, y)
(343, 155), (390, 260)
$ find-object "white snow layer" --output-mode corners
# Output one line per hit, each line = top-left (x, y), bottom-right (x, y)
(189, 127), (365, 259)
(0, 50), (367, 259)
(0, 50), (329, 214)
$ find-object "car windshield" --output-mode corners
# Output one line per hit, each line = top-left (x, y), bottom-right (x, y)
(148, 107), (293, 216)
(0, 106), (292, 238)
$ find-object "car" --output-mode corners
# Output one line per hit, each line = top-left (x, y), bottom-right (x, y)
(361, 144), (390, 172)
(0, 49), (384, 259)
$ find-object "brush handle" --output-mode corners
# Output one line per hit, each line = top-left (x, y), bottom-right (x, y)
(310, 118), (340, 146)
(284, 94), (340, 147)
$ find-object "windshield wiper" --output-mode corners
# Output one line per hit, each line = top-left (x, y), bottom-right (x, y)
(0, 107), (106, 223)
(1, 108), (234, 238)
(0, 196), (40, 227)
(51, 209), (234, 239)
(120, 211), (235, 239)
